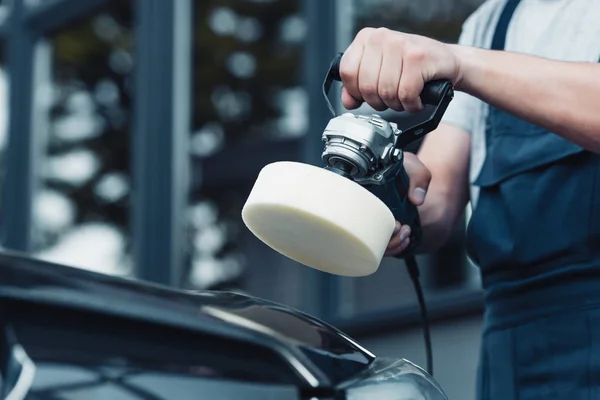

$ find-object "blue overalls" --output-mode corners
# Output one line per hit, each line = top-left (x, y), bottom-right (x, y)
(464, 0), (600, 399)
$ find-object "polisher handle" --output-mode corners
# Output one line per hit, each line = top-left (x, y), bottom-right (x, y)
(363, 166), (422, 257)
(328, 52), (452, 107)
(393, 167), (422, 257)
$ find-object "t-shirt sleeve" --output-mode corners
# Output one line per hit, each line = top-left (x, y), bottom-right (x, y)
(440, 13), (485, 135)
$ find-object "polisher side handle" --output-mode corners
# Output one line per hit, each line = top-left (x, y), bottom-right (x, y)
(364, 167), (422, 258)
(327, 52), (452, 107)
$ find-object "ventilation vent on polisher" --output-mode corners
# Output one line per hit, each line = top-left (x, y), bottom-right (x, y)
(368, 116), (385, 129)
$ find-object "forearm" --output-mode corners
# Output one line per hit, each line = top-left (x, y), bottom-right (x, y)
(409, 123), (471, 254)
(453, 45), (600, 152)
(415, 181), (469, 254)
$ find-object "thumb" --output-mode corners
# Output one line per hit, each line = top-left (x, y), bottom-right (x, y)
(403, 153), (432, 206)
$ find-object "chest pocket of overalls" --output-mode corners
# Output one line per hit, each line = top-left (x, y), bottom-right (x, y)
(466, 111), (600, 271)
(464, 0), (600, 278)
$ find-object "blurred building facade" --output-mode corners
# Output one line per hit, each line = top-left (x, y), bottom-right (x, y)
(0, 0), (486, 399)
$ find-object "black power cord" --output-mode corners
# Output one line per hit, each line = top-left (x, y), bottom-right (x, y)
(322, 52), (444, 378)
(404, 255), (433, 377)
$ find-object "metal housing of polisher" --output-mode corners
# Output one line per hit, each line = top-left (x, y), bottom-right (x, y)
(321, 112), (404, 186)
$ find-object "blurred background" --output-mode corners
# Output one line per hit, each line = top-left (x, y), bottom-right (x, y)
(0, 0), (486, 399)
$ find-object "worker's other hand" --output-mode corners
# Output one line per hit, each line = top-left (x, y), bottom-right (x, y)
(339, 27), (460, 112)
(385, 153), (431, 256)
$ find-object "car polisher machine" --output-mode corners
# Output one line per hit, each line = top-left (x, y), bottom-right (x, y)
(242, 52), (454, 377)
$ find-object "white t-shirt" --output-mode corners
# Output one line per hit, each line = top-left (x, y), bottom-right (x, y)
(441, 0), (600, 207)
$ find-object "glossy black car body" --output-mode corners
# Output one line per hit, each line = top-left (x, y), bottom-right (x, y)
(0, 251), (378, 399)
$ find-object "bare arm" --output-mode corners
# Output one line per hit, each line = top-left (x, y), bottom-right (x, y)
(414, 122), (471, 253)
(339, 27), (600, 153)
(383, 122), (471, 256)
(452, 46), (600, 153)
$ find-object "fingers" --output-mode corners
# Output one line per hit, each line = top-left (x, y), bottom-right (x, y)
(388, 224), (410, 248)
(358, 30), (386, 111)
(339, 29), (370, 108)
(378, 42), (404, 111)
(341, 86), (362, 110)
(392, 220), (401, 236)
(340, 27), (388, 111)
(338, 28), (455, 112)
(403, 153), (432, 206)
(397, 56), (425, 113)
(339, 27), (412, 112)
(385, 222), (411, 256)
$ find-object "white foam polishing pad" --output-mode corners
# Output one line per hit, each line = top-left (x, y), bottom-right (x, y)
(241, 161), (395, 277)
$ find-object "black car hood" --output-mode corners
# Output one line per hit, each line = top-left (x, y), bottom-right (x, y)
(0, 250), (374, 389)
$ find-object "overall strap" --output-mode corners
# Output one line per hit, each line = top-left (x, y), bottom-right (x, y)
(491, 0), (600, 63)
(491, 0), (522, 51)
(468, 0), (600, 316)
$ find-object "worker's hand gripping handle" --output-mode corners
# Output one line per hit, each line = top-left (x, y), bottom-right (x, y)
(327, 53), (451, 108)
(325, 52), (454, 257)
